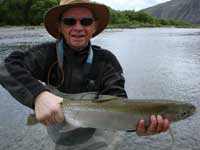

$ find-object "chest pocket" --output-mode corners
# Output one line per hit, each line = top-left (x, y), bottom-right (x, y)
(81, 62), (98, 92)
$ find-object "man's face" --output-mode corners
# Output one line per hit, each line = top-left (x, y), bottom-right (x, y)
(59, 7), (96, 50)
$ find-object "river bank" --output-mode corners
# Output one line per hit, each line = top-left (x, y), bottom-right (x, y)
(0, 22), (198, 30)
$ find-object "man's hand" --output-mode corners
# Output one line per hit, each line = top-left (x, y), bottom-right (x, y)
(34, 91), (64, 126)
(136, 115), (170, 136)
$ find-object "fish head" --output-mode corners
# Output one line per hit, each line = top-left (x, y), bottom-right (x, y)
(163, 102), (196, 122)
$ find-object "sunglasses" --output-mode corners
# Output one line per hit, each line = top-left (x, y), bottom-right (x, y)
(61, 17), (95, 26)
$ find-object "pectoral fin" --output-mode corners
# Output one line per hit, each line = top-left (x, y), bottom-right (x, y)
(169, 127), (175, 145)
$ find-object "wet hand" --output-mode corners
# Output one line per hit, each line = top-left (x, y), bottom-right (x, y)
(34, 91), (64, 126)
(136, 115), (170, 136)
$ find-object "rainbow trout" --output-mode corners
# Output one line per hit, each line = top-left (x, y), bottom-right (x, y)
(27, 90), (196, 131)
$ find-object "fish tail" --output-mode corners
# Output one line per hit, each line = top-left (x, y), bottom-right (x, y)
(27, 114), (39, 125)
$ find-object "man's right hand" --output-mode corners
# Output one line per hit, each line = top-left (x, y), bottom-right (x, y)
(34, 91), (64, 126)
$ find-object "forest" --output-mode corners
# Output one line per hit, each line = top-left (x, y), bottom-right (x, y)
(0, 0), (192, 28)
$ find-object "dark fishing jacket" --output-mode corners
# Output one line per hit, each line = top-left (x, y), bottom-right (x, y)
(0, 41), (127, 109)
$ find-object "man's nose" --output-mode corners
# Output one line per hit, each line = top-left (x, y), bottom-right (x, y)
(73, 21), (84, 30)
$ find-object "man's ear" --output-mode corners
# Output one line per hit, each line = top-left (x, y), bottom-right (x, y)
(57, 23), (63, 39)
(58, 23), (62, 33)
(93, 21), (98, 35)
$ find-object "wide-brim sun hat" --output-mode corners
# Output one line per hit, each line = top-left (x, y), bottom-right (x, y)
(44, 0), (110, 39)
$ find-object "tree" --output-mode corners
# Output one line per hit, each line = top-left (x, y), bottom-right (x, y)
(134, 11), (154, 23)
(28, 0), (57, 25)
(0, 0), (58, 25)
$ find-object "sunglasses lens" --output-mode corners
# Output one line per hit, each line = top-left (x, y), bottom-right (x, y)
(80, 18), (94, 26)
(63, 18), (76, 26)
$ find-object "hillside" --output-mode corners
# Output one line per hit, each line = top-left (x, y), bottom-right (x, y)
(143, 0), (200, 25)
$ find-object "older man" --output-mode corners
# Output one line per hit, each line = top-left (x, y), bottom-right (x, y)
(0, 0), (169, 149)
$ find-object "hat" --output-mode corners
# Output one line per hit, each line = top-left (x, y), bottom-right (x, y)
(44, 0), (110, 39)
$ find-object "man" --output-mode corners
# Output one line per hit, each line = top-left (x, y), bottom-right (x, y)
(0, 0), (169, 149)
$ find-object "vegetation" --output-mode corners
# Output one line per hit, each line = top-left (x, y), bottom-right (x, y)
(0, 0), (192, 28)
(109, 8), (192, 28)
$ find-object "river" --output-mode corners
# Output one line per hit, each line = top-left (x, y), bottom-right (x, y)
(0, 27), (200, 150)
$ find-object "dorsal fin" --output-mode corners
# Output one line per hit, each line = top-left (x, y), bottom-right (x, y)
(92, 95), (119, 103)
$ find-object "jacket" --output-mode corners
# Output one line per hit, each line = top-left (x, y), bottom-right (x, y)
(0, 41), (127, 109)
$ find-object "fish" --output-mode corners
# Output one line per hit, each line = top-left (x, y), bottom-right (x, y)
(27, 89), (196, 131)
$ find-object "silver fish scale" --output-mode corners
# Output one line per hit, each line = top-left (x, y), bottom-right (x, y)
(63, 106), (141, 130)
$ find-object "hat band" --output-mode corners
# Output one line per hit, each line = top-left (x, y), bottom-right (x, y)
(60, 0), (89, 5)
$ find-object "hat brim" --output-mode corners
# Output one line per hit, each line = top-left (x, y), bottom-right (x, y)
(44, 2), (110, 39)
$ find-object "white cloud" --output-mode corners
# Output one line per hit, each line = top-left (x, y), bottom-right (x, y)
(92, 0), (170, 11)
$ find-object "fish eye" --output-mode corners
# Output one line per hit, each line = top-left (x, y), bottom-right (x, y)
(181, 111), (188, 118)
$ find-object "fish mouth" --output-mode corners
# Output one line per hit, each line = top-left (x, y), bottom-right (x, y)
(188, 103), (196, 114)
(191, 105), (196, 114)
(183, 104), (196, 119)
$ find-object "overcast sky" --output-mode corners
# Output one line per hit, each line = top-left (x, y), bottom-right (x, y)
(93, 0), (170, 11)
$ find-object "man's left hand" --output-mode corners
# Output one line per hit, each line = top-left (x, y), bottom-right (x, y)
(136, 115), (170, 136)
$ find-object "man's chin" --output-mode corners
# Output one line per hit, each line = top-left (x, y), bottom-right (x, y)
(70, 44), (87, 51)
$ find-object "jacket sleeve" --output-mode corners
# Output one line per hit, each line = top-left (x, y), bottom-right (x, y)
(0, 43), (55, 109)
(99, 50), (128, 98)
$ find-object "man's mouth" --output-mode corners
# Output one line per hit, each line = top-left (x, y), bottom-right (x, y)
(71, 34), (85, 38)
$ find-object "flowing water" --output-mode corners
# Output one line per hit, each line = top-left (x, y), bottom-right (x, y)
(0, 27), (200, 150)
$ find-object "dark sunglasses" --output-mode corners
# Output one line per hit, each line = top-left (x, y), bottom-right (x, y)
(61, 17), (95, 26)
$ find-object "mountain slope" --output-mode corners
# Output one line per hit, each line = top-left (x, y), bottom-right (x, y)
(143, 0), (200, 25)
